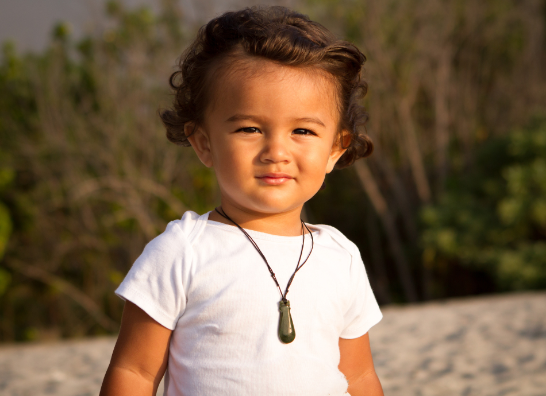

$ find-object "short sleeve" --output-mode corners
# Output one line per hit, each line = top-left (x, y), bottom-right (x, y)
(339, 251), (382, 339)
(115, 221), (192, 330)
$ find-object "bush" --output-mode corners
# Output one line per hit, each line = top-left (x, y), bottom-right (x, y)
(422, 119), (546, 290)
(0, 1), (218, 341)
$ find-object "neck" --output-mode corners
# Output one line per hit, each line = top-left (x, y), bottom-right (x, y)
(208, 201), (307, 237)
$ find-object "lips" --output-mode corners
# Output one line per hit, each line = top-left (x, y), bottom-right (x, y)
(256, 173), (293, 185)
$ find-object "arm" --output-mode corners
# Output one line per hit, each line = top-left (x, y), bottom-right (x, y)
(100, 301), (173, 396)
(338, 332), (384, 396)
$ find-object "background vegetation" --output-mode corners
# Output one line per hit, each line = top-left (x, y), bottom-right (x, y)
(0, 0), (545, 342)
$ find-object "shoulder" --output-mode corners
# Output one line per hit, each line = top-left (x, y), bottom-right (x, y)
(116, 212), (205, 329)
(148, 210), (205, 246)
(119, 211), (206, 288)
(139, 210), (207, 262)
(310, 223), (360, 258)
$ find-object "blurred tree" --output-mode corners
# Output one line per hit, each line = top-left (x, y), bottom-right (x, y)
(422, 119), (546, 292)
(0, 1), (217, 341)
(304, 0), (546, 301)
(0, 166), (14, 298)
(1, 0), (546, 341)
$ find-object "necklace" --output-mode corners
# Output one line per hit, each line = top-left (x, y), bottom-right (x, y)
(215, 207), (314, 344)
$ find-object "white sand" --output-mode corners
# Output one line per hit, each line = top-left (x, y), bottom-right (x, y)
(1, 291), (545, 396)
(370, 292), (546, 396)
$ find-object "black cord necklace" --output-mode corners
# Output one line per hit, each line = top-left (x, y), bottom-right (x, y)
(215, 207), (314, 344)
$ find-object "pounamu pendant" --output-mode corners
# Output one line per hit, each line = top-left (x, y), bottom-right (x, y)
(278, 300), (296, 344)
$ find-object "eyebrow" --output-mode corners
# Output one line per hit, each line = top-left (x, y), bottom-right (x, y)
(226, 114), (261, 122)
(226, 114), (326, 127)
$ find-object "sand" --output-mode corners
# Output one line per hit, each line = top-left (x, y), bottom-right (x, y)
(1, 292), (545, 396)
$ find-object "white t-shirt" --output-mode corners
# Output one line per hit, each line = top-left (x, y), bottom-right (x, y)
(116, 211), (382, 396)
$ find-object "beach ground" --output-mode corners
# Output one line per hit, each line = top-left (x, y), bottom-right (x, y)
(1, 291), (545, 396)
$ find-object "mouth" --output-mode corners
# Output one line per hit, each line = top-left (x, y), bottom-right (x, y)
(256, 173), (294, 185)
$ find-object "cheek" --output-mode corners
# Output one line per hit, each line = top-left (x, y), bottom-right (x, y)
(297, 149), (331, 185)
(214, 145), (253, 180)
(300, 143), (333, 168)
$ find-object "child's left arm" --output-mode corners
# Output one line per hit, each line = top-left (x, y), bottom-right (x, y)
(338, 332), (384, 396)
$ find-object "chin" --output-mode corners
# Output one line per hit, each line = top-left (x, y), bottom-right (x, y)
(254, 200), (307, 215)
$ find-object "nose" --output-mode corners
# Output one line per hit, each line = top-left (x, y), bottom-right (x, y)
(259, 133), (291, 164)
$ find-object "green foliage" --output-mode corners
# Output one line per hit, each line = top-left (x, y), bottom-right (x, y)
(0, 0), (545, 340)
(422, 120), (546, 290)
(0, 164), (14, 300)
(0, 168), (14, 260)
(0, 1), (216, 341)
(52, 22), (72, 42)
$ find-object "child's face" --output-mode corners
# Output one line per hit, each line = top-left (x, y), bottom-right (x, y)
(187, 59), (347, 216)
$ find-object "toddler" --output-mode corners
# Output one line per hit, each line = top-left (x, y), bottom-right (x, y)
(100, 6), (383, 396)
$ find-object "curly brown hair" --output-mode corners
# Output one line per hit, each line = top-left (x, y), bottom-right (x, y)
(160, 6), (373, 168)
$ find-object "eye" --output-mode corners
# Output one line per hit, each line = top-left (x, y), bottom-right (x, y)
(293, 129), (316, 136)
(237, 127), (261, 133)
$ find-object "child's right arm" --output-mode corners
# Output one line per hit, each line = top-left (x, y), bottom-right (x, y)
(100, 301), (173, 396)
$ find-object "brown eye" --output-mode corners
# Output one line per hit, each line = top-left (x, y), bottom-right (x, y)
(237, 127), (260, 133)
(293, 129), (315, 135)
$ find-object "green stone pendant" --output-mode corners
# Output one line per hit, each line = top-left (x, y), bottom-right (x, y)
(278, 300), (296, 344)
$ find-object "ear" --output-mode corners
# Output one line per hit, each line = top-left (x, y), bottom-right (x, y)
(325, 131), (350, 173)
(186, 122), (213, 168)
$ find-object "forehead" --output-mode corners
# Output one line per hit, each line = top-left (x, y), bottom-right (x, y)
(205, 57), (340, 124)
